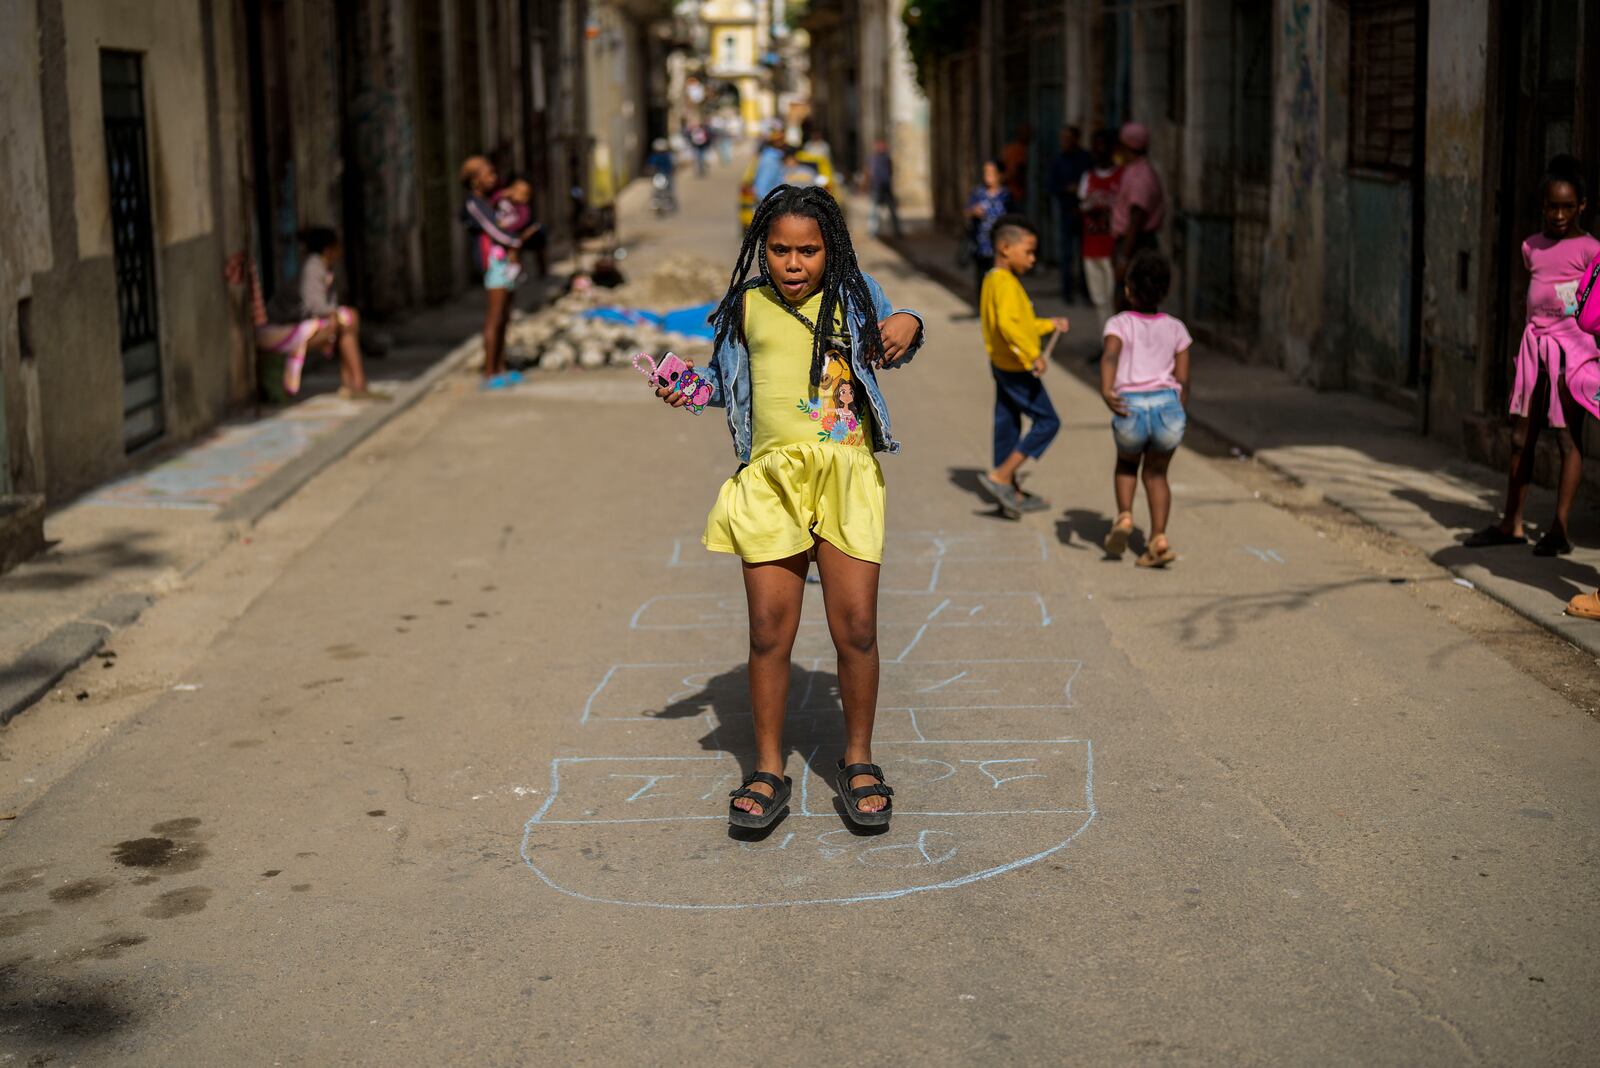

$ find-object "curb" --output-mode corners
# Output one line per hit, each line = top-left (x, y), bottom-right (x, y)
(885, 234), (1600, 662)
(1, 336), (480, 727)
(0, 593), (152, 726)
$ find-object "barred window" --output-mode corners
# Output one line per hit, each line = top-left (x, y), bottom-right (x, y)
(1349, 0), (1418, 173)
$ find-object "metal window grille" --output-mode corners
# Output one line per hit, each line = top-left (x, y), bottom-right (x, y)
(1349, 0), (1418, 173)
(101, 50), (164, 451)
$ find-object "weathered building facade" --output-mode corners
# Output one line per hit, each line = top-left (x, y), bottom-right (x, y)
(800, 0), (931, 210)
(912, 0), (1599, 480)
(2, 0), (253, 503)
(2, 0), (673, 508)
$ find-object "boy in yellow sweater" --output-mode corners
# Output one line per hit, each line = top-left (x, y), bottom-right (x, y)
(978, 216), (1070, 517)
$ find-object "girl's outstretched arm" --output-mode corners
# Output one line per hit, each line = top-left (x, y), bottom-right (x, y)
(863, 273), (925, 368)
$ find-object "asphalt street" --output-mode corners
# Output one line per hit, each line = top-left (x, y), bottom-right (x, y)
(1, 166), (1596, 1066)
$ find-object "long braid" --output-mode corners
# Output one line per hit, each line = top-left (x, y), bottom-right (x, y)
(706, 184), (887, 389)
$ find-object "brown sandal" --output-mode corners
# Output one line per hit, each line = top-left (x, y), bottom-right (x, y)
(1103, 512), (1134, 558)
(1136, 536), (1177, 568)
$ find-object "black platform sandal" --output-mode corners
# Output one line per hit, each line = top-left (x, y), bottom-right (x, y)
(835, 760), (894, 828)
(728, 772), (791, 830)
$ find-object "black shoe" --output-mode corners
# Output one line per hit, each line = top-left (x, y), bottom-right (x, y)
(1532, 530), (1574, 557)
(1463, 525), (1526, 548)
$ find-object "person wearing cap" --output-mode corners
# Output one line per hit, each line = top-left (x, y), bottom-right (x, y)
(1112, 122), (1166, 302)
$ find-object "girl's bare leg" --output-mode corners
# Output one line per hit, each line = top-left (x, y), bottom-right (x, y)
(1142, 449), (1174, 540)
(483, 288), (511, 377)
(1113, 454), (1140, 518)
(735, 552), (808, 814)
(336, 310), (368, 391)
(1552, 382), (1586, 539)
(814, 539), (885, 813)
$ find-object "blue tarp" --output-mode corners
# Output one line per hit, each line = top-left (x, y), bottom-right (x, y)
(580, 302), (717, 340)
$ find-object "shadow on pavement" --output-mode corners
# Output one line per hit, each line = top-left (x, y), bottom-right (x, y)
(946, 466), (1018, 522)
(1055, 508), (1139, 559)
(642, 662), (887, 839)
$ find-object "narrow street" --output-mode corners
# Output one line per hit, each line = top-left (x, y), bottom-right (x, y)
(3, 165), (1597, 1065)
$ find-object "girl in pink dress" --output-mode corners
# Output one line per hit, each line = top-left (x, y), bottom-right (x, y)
(1468, 156), (1598, 559)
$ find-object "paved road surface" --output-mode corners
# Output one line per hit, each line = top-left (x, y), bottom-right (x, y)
(2, 166), (1596, 1065)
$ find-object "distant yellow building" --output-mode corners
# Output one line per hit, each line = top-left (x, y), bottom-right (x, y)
(699, 0), (772, 134)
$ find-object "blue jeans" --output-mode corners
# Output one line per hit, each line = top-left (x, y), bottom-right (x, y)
(1111, 389), (1186, 454)
(992, 367), (1061, 467)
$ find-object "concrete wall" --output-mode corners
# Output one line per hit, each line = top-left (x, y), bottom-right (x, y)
(20, 0), (249, 502)
(345, 0), (425, 315)
(1260, 0), (1331, 385)
(587, 1), (652, 199)
(1420, 0), (1494, 440)
(0, 0), (54, 496)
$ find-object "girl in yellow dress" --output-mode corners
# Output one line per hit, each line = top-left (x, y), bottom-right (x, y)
(655, 184), (925, 829)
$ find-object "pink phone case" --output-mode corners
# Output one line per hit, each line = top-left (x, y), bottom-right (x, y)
(634, 351), (710, 414)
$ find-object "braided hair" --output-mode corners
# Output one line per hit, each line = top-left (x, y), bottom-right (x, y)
(707, 184), (886, 389)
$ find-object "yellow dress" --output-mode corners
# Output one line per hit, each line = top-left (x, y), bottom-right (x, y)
(702, 286), (887, 564)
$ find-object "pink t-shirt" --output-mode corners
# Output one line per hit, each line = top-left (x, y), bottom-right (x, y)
(1111, 156), (1165, 236)
(1104, 311), (1191, 394)
(1524, 232), (1600, 329)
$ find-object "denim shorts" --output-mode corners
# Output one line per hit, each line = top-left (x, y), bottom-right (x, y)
(483, 254), (523, 290)
(1111, 388), (1186, 454)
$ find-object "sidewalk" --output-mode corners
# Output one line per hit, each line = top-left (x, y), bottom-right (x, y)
(883, 215), (1600, 658)
(0, 282), (521, 723)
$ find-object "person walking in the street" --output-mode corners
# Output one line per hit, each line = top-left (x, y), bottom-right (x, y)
(1049, 125), (1093, 303)
(1099, 251), (1191, 568)
(258, 227), (385, 402)
(978, 216), (1069, 518)
(460, 154), (539, 389)
(1078, 130), (1123, 341)
(1467, 155), (1598, 560)
(867, 138), (901, 239)
(1002, 124), (1033, 206)
(752, 126), (790, 202)
(688, 122), (711, 177)
(1111, 122), (1165, 307)
(653, 184), (925, 831)
(967, 160), (1017, 304)
(646, 137), (677, 213)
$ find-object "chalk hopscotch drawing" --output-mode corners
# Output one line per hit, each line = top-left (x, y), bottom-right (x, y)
(520, 528), (1097, 909)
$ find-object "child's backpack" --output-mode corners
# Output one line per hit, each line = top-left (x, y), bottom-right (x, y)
(1578, 251), (1600, 336)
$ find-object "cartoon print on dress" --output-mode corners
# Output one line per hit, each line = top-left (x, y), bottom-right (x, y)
(1555, 279), (1580, 318)
(796, 351), (866, 446)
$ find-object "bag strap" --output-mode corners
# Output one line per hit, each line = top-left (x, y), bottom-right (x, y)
(1577, 256), (1600, 315)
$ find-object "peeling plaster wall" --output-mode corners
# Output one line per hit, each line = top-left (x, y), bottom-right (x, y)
(24, 0), (248, 502)
(0, 0), (53, 496)
(1420, 0), (1493, 442)
(345, 0), (424, 315)
(1260, 0), (1329, 385)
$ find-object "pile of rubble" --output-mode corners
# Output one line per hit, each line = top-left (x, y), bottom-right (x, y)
(494, 254), (727, 373)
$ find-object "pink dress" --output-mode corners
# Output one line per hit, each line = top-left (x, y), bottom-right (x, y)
(1510, 232), (1600, 426)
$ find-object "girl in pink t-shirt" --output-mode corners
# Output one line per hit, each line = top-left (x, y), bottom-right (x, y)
(1098, 251), (1192, 567)
(1469, 156), (1597, 559)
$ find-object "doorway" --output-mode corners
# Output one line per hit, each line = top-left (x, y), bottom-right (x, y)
(101, 50), (164, 451)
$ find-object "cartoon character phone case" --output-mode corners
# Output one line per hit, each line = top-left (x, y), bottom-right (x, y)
(634, 351), (711, 414)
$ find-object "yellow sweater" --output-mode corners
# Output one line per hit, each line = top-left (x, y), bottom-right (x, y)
(980, 268), (1055, 371)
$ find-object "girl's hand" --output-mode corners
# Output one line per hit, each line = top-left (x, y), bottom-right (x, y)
(655, 359), (696, 407)
(1052, 316), (1071, 333)
(877, 313), (920, 366)
(1031, 356), (1048, 377)
(1102, 389), (1129, 416)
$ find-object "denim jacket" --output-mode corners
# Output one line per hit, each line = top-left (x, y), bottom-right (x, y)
(696, 273), (926, 463)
